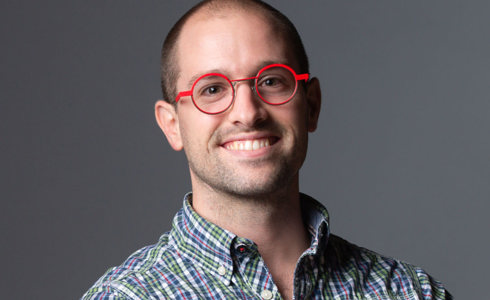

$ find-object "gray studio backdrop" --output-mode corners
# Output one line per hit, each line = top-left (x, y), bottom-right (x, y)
(1, 1), (488, 299)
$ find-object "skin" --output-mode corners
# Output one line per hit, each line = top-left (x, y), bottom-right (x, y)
(155, 7), (321, 299)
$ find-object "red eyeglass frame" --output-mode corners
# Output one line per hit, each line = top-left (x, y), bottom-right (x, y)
(174, 63), (309, 115)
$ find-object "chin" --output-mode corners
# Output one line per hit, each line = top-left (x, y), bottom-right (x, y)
(218, 171), (297, 199)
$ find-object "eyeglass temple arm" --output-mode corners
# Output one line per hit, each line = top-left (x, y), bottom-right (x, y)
(296, 73), (309, 81)
(175, 91), (192, 103)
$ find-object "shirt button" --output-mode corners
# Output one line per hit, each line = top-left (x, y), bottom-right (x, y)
(217, 265), (226, 276)
(260, 289), (273, 300)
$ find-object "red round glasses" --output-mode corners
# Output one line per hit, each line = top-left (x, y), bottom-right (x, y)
(175, 64), (309, 115)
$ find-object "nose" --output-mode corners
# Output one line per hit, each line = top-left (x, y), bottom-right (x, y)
(226, 80), (268, 127)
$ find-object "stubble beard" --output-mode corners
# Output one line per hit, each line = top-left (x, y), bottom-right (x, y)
(182, 116), (309, 201)
(189, 153), (299, 199)
(186, 133), (308, 201)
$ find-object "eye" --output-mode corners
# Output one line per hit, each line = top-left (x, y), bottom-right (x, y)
(194, 75), (230, 99)
(263, 77), (281, 87)
(258, 75), (288, 90)
(203, 85), (222, 95)
(198, 83), (230, 98)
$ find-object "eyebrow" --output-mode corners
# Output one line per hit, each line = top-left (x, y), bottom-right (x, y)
(184, 60), (290, 89)
(186, 69), (222, 89)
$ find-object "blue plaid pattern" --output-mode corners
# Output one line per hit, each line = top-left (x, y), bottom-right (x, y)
(82, 193), (451, 299)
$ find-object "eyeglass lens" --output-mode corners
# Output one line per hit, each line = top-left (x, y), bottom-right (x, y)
(192, 65), (297, 114)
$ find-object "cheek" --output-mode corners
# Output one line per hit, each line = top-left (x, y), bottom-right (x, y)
(277, 100), (310, 132)
(178, 112), (222, 149)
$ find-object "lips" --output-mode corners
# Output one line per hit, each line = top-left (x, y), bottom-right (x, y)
(222, 137), (278, 151)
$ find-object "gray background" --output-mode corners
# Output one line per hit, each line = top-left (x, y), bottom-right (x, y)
(1, 1), (488, 299)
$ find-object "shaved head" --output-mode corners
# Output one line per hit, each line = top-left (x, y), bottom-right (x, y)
(160, 0), (309, 103)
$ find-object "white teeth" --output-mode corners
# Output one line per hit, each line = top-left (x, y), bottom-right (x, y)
(244, 140), (252, 150)
(225, 138), (272, 151)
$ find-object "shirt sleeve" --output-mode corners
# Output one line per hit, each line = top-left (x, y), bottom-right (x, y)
(81, 267), (159, 300)
(414, 267), (453, 300)
(81, 285), (131, 300)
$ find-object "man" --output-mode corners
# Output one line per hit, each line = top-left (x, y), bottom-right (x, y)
(83, 0), (451, 299)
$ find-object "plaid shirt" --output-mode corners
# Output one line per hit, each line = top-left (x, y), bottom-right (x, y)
(82, 193), (451, 299)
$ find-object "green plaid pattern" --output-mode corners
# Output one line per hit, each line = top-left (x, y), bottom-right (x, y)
(82, 193), (451, 299)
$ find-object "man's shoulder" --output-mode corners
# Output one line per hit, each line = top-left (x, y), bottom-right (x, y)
(324, 234), (452, 299)
(82, 232), (178, 300)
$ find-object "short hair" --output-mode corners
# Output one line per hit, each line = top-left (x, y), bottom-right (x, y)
(160, 0), (309, 103)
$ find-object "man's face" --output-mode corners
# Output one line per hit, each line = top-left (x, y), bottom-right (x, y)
(159, 10), (320, 198)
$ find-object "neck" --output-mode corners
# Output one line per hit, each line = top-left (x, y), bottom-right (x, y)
(191, 174), (307, 244)
(191, 175), (310, 299)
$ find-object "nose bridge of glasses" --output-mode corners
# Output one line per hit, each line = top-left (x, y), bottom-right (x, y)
(230, 76), (259, 97)
(231, 76), (257, 89)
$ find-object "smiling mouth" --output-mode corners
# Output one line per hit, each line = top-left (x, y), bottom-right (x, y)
(223, 137), (277, 151)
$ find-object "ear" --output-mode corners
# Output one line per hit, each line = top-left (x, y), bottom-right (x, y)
(155, 100), (183, 151)
(305, 77), (322, 132)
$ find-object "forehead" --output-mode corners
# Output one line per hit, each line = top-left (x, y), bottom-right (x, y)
(175, 8), (293, 81)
